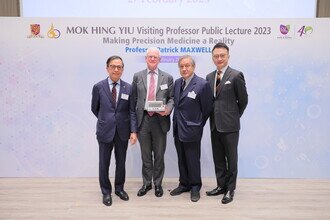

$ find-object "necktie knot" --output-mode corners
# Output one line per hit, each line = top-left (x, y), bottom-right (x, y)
(217, 70), (222, 79)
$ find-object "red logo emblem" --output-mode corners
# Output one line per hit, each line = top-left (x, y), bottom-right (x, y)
(30, 24), (40, 36)
(27, 24), (44, 38)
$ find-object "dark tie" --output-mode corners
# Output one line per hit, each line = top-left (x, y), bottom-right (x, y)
(111, 82), (117, 106)
(216, 71), (222, 95)
(180, 79), (186, 93)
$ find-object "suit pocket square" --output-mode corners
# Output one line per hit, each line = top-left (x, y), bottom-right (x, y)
(225, 81), (231, 85)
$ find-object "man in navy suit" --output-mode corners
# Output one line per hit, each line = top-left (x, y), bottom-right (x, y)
(171, 55), (213, 202)
(206, 43), (248, 204)
(91, 56), (137, 206)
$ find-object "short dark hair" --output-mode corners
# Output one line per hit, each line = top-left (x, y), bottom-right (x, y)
(212, 43), (229, 53)
(106, 55), (124, 67)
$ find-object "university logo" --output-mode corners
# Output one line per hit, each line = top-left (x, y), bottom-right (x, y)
(27, 24), (44, 38)
(280, 24), (290, 35)
(47, 24), (61, 39)
(31, 24), (40, 35)
(277, 24), (292, 39)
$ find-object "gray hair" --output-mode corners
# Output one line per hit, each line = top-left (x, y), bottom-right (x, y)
(146, 47), (161, 57)
(178, 55), (195, 67)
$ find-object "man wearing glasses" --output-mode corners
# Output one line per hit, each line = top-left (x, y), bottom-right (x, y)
(206, 43), (248, 204)
(91, 56), (137, 206)
(131, 47), (174, 198)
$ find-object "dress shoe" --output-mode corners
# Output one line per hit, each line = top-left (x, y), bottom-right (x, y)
(102, 194), (112, 206)
(206, 186), (226, 196)
(115, 190), (129, 201)
(155, 185), (164, 197)
(221, 190), (235, 204)
(170, 186), (190, 196)
(137, 184), (152, 197)
(190, 191), (200, 202)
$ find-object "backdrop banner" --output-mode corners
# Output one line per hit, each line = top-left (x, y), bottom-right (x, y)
(1, 18), (329, 178)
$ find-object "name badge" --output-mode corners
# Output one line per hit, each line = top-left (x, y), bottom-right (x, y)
(187, 91), (196, 99)
(121, 94), (129, 100)
(160, 84), (168, 90)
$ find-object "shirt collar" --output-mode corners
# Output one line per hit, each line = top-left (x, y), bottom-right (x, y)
(183, 73), (194, 85)
(108, 77), (121, 85)
(217, 65), (228, 75)
(148, 68), (159, 75)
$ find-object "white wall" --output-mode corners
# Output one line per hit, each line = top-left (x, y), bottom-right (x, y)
(1, 17), (329, 178)
(20, 0), (317, 18)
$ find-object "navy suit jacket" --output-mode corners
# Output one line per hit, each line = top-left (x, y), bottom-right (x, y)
(173, 74), (213, 142)
(91, 78), (137, 143)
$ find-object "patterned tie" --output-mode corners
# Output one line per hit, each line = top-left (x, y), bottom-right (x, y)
(216, 71), (222, 95)
(180, 79), (186, 93)
(111, 82), (117, 107)
(147, 71), (155, 116)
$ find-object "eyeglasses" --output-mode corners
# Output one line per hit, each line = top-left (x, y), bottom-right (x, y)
(108, 65), (123, 70)
(212, 54), (228, 59)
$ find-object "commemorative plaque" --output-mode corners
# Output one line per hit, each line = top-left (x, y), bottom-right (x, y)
(147, 100), (165, 112)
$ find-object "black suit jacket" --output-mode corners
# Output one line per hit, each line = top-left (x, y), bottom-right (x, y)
(206, 66), (248, 132)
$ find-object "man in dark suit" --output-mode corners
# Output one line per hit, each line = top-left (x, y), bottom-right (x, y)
(91, 56), (137, 206)
(131, 47), (174, 197)
(171, 55), (213, 202)
(206, 43), (248, 204)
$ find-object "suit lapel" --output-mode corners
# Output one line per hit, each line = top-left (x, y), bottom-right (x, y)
(101, 79), (114, 106)
(157, 70), (165, 94)
(142, 69), (148, 92)
(210, 70), (217, 95)
(180, 74), (197, 101)
(175, 79), (182, 105)
(116, 81), (126, 108)
(217, 67), (232, 96)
